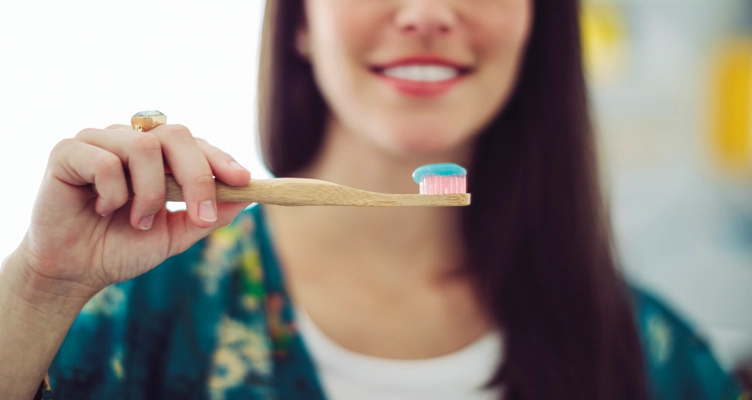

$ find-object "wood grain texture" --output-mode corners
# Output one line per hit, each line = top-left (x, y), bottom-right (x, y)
(165, 175), (470, 207)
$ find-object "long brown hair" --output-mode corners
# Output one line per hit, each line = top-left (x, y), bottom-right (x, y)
(257, 1), (648, 399)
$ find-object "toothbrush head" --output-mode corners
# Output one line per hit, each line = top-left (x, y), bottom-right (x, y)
(412, 163), (467, 195)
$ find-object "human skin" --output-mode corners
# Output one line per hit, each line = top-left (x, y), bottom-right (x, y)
(266, 0), (532, 360)
(0, 124), (251, 399)
(301, 0), (532, 157)
(0, 0), (534, 397)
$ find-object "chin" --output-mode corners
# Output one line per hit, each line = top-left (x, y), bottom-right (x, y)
(372, 106), (489, 157)
(377, 125), (473, 158)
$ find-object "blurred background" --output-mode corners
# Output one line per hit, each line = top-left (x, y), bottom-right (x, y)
(580, 0), (752, 381)
(0, 0), (750, 383)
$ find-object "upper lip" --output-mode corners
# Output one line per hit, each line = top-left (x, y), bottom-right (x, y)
(371, 56), (474, 73)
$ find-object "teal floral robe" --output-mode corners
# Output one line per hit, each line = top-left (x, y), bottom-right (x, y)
(38, 205), (747, 399)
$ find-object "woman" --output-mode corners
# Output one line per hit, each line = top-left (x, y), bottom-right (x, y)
(0, 0), (743, 399)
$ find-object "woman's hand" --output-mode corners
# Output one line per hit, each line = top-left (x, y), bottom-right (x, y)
(13, 123), (252, 301)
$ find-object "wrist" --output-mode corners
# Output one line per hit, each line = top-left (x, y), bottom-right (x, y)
(1, 249), (96, 319)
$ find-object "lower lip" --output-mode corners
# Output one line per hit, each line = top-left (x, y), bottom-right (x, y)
(376, 73), (464, 97)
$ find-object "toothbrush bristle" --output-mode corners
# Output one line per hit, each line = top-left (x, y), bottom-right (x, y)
(412, 163), (468, 195)
(419, 175), (467, 195)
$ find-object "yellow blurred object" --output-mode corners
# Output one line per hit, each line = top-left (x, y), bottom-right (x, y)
(581, 3), (629, 85)
(710, 39), (752, 177)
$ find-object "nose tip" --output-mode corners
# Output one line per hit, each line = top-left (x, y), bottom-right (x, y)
(395, 0), (456, 36)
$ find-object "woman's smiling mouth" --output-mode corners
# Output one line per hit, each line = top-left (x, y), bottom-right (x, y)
(371, 57), (473, 97)
(382, 65), (461, 81)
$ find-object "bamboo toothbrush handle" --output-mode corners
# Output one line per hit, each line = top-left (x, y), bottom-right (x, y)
(164, 175), (470, 207)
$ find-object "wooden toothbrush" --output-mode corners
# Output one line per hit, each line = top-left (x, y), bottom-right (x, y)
(125, 113), (469, 207)
(164, 163), (470, 207)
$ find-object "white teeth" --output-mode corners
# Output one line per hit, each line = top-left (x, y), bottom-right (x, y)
(381, 65), (460, 82)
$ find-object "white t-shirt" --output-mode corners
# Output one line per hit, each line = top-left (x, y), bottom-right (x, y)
(296, 308), (505, 400)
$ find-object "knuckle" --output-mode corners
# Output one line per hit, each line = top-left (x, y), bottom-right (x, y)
(95, 153), (123, 176)
(75, 127), (98, 139)
(128, 133), (162, 154)
(162, 124), (193, 141)
(105, 123), (129, 130)
(51, 138), (76, 154)
(48, 139), (77, 164)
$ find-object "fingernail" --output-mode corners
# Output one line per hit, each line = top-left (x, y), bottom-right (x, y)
(139, 215), (155, 230)
(228, 161), (249, 173)
(199, 201), (217, 222)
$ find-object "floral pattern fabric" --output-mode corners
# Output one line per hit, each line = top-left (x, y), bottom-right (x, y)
(38, 204), (746, 399)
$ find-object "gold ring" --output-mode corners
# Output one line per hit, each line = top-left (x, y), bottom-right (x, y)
(131, 110), (167, 132)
